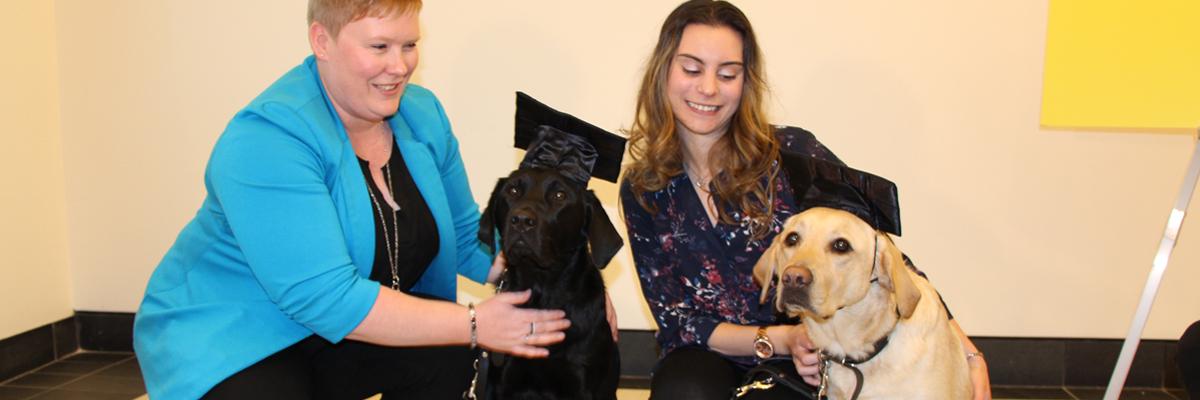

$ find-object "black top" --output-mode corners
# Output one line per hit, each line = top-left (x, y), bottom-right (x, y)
(357, 140), (439, 291)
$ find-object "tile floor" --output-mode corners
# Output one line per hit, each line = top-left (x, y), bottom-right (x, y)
(0, 352), (143, 400)
(0, 351), (1189, 400)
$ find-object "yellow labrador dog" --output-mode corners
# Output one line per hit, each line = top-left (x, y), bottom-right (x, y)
(753, 207), (970, 399)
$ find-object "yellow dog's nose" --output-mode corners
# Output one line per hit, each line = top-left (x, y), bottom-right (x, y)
(782, 265), (812, 287)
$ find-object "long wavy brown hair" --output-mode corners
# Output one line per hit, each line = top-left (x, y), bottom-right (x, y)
(624, 0), (779, 236)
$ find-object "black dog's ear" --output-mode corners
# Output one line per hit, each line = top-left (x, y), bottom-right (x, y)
(478, 177), (509, 254)
(584, 190), (624, 269)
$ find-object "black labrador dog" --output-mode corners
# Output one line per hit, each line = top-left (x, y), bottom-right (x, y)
(478, 165), (623, 400)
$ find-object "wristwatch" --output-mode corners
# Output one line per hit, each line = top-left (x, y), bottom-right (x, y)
(753, 326), (774, 360)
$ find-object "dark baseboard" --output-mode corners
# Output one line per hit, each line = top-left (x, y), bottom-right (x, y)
(2, 312), (1187, 391)
(75, 311), (134, 352)
(0, 316), (78, 383)
(617, 329), (657, 387)
(973, 336), (1184, 389)
(619, 332), (1186, 390)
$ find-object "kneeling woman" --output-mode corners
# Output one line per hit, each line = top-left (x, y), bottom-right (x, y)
(133, 1), (568, 398)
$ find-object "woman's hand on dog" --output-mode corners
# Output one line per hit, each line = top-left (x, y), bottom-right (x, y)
(785, 324), (822, 386)
(476, 290), (570, 358)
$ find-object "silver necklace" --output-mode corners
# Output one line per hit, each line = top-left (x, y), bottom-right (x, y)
(366, 164), (402, 291)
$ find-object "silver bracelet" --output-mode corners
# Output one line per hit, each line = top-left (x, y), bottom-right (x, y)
(966, 351), (984, 361)
(468, 303), (478, 350)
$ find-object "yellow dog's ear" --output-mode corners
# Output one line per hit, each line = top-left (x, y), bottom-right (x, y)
(875, 232), (922, 319)
(753, 235), (784, 305)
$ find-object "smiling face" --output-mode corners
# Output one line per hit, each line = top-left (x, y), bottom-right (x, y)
(666, 23), (745, 139)
(310, 9), (420, 131)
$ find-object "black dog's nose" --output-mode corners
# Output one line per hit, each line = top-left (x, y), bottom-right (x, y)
(509, 210), (537, 232)
(781, 265), (812, 287)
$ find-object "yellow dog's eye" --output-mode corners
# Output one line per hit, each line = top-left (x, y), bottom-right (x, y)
(831, 238), (852, 253)
(784, 232), (800, 246)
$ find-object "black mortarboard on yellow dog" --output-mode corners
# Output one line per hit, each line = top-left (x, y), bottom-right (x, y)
(781, 151), (901, 236)
(757, 151), (903, 304)
(750, 153), (973, 400)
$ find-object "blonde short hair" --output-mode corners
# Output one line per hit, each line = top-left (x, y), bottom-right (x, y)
(307, 0), (422, 38)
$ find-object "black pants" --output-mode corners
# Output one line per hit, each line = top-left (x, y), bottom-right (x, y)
(1181, 320), (1200, 398)
(202, 336), (475, 399)
(649, 347), (813, 400)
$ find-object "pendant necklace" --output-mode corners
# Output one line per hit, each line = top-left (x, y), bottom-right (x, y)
(366, 163), (402, 291)
(684, 163), (712, 193)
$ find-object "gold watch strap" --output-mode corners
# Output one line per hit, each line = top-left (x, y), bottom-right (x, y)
(754, 326), (771, 359)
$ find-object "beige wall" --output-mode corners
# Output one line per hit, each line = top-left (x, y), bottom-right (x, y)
(0, 0), (74, 340)
(45, 0), (1199, 339)
(54, 1), (313, 313)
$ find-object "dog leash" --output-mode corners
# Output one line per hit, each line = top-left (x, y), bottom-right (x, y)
(463, 352), (487, 400)
(463, 277), (507, 400)
(734, 334), (888, 399)
(817, 331), (891, 400)
(732, 361), (818, 399)
(817, 352), (865, 400)
(731, 350), (872, 400)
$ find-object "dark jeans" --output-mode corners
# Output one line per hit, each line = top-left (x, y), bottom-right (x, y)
(1181, 320), (1200, 398)
(649, 347), (813, 400)
(202, 335), (475, 400)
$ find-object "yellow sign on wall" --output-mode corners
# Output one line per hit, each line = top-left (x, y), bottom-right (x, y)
(1041, 0), (1200, 129)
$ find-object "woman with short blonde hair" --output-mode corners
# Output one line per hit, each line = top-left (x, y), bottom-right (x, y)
(134, 1), (568, 398)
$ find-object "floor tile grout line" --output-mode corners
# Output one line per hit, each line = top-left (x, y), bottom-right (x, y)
(0, 352), (137, 396)
(1063, 385), (1080, 400)
(0, 348), (123, 385)
(60, 354), (140, 392)
(3, 364), (93, 391)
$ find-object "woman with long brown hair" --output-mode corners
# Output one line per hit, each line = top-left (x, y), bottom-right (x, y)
(620, 1), (990, 398)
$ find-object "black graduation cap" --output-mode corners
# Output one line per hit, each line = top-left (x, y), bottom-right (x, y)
(780, 150), (902, 236)
(514, 92), (626, 184)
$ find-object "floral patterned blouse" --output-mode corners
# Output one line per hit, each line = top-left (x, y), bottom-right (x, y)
(619, 126), (843, 365)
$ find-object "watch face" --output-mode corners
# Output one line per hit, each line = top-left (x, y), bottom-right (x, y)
(754, 339), (774, 359)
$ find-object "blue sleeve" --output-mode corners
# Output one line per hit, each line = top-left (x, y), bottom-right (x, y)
(207, 103), (378, 343)
(619, 182), (722, 354)
(429, 96), (491, 284)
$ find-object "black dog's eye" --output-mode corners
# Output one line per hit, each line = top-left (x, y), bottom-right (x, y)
(831, 238), (852, 254)
(784, 232), (800, 246)
(506, 185), (520, 196)
(552, 190), (567, 201)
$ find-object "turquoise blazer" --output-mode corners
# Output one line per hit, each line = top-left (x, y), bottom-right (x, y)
(133, 55), (492, 399)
